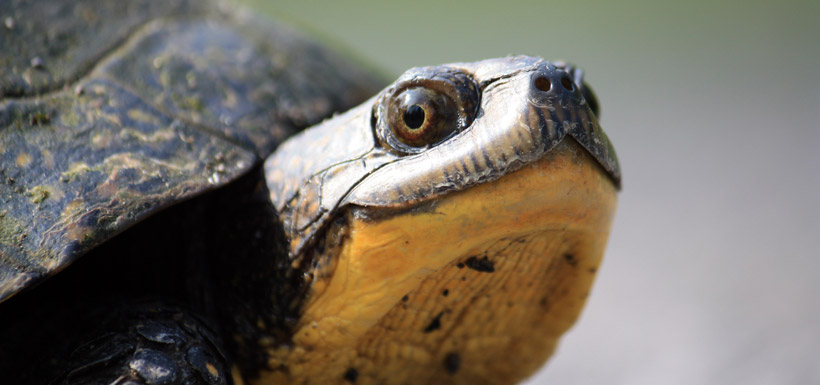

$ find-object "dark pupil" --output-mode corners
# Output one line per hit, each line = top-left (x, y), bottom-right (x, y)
(403, 104), (425, 129)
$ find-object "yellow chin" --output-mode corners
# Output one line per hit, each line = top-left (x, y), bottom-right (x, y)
(260, 139), (617, 385)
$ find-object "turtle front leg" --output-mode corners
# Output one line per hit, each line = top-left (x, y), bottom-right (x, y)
(48, 301), (233, 385)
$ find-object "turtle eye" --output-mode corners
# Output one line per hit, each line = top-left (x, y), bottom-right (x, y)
(374, 68), (479, 155)
(388, 87), (457, 147)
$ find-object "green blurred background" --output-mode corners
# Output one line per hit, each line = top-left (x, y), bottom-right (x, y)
(239, 0), (819, 384)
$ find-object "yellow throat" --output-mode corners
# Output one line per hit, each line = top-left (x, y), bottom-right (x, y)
(259, 138), (618, 385)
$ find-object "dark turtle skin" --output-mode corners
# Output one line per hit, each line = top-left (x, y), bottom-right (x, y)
(0, 0), (382, 383)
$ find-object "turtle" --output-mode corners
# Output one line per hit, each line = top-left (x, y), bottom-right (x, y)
(0, 0), (620, 384)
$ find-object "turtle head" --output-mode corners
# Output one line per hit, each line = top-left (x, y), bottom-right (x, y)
(263, 56), (619, 384)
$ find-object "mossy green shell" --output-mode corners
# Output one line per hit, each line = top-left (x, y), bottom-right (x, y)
(0, 0), (382, 302)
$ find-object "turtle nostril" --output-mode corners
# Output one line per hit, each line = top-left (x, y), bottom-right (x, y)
(560, 77), (574, 91)
(534, 76), (551, 92)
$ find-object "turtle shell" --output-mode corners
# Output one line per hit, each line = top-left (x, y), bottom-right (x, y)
(0, 0), (383, 302)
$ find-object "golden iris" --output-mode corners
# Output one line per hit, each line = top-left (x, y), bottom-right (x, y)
(387, 87), (458, 147)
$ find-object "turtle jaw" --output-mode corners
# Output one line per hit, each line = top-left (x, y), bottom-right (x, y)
(263, 138), (617, 385)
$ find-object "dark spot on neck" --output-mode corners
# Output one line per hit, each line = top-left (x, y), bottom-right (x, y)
(401, 295), (409, 302)
(456, 263), (464, 269)
(563, 253), (577, 267)
(442, 289), (449, 297)
(464, 256), (495, 273)
(423, 311), (444, 333)
(444, 352), (461, 374)
(343, 367), (358, 382)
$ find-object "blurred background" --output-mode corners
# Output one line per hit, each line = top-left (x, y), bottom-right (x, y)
(240, 1), (820, 384)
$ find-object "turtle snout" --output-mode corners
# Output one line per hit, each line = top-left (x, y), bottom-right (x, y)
(530, 66), (581, 100)
(529, 63), (600, 117)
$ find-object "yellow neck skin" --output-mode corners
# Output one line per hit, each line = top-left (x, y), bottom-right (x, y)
(259, 139), (617, 385)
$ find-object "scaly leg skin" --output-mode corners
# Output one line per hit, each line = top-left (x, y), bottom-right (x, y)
(46, 302), (233, 385)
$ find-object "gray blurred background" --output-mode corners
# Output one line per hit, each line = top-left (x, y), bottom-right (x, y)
(240, 0), (820, 383)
